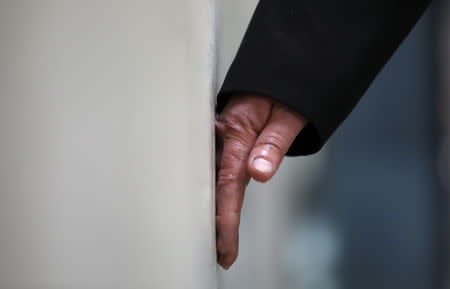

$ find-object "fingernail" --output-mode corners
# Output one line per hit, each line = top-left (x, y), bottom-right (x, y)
(253, 158), (273, 174)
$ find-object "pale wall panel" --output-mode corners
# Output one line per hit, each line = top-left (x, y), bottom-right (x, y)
(0, 1), (216, 288)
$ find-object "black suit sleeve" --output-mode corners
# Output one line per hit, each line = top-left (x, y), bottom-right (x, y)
(216, 0), (431, 156)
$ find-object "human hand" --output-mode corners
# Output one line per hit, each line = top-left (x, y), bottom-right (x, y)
(215, 94), (308, 269)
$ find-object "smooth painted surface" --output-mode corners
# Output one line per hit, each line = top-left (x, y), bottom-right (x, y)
(0, 1), (216, 288)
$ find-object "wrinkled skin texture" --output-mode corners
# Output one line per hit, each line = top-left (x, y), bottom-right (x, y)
(215, 94), (308, 269)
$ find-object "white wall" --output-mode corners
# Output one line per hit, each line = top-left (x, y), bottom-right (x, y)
(0, 1), (216, 288)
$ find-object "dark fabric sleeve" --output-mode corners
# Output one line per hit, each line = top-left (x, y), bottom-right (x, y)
(216, 0), (431, 156)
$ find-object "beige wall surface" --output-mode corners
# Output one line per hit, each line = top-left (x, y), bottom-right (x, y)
(0, 1), (216, 289)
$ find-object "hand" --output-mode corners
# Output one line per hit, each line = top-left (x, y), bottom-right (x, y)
(215, 94), (308, 269)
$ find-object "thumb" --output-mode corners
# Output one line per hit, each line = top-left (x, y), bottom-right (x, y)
(248, 103), (307, 183)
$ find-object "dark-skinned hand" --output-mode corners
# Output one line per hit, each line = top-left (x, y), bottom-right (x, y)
(215, 94), (308, 269)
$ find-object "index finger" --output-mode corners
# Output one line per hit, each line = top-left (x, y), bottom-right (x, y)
(215, 119), (254, 269)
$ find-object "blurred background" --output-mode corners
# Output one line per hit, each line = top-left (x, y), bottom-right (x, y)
(215, 1), (449, 289)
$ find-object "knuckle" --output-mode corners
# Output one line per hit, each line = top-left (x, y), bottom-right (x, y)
(216, 163), (249, 191)
(221, 146), (249, 163)
(218, 115), (250, 136)
(216, 119), (257, 157)
(256, 135), (286, 157)
(217, 169), (238, 189)
(217, 108), (264, 137)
